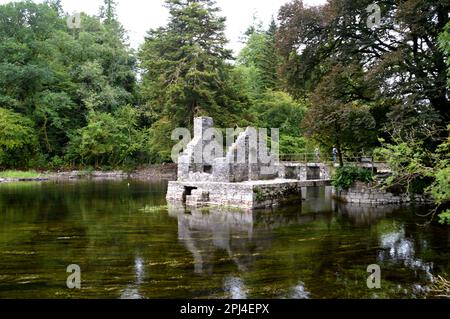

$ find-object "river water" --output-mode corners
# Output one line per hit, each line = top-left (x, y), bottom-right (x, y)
(0, 180), (449, 299)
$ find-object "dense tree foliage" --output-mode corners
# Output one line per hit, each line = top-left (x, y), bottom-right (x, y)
(0, 0), (448, 223)
(376, 126), (450, 224)
(139, 0), (248, 128)
(235, 20), (308, 156)
(302, 63), (378, 165)
(278, 0), (449, 138)
(236, 19), (280, 97)
(276, 0), (449, 222)
(138, 0), (252, 159)
(0, 108), (36, 168)
(439, 21), (450, 86)
(0, 0), (137, 168)
(251, 90), (307, 155)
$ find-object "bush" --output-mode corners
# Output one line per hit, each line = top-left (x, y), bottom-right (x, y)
(66, 106), (145, 168)
(0, 108), (37, 169)
(332, 166), (373, 190)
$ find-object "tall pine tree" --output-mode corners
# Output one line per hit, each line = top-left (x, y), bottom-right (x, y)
(237, 18), (281, 96)
(100, 0), (117, 24)
(139, 0), (246, 129)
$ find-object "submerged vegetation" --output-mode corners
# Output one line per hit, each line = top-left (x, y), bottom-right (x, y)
(429, 275), (450, 298)
(0, 181), (449, 298)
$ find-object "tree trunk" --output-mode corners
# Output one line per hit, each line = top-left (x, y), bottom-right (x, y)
(336, 140), (344, 167)
(338, 150), (344, 167)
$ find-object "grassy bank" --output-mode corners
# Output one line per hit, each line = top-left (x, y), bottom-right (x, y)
(0, 170), (42, 179)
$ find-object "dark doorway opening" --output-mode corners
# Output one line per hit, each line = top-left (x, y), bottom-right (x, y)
(307, 167), (320, 180)
(203, 165), (213, 174)
(183, 186), (198, 203)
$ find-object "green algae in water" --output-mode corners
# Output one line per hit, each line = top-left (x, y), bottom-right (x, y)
(139, 205), (168, 213)
(0, 180), (449, 299)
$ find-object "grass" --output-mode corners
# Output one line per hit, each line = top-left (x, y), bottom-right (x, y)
(0, 170), (42, 179)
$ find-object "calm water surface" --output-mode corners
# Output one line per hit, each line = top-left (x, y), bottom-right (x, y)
(0, 180), (449, 299)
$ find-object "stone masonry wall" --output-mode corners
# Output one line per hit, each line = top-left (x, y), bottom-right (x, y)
(167, 180), (304, 209)
(332, 182), (431, 205)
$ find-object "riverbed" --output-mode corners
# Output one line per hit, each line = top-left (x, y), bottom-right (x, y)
(0, 180), (448, 299)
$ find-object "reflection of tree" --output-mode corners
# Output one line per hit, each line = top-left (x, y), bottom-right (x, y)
(336, 202), (390, 226)
(311, 205), (450, 298)
(0, 180), (169, 298)
(1, 182), (449, 299)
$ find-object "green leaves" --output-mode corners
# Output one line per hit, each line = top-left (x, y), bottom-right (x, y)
(67, 106), (143, 167)
(302, 63), (378, 159)
(438, 21), (450, 86)
(278, 0), (450, 132)
(439, 210), (450, 225)
(0, 108), (36, 168)
(0, 1), (137, 168)
(377, 126), (450, 224)
(332, 166), (374, 190)
(237, 28), (280, 96)
(139, 0), (240, 129)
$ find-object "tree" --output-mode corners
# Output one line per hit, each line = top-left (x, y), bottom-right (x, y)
(139, 0), (246, 129)
(438, 21), (450, 86)
(302, 64), (377, 166)
(45, 0), (63, 16)
(250, 90), (307, 155)
(0, 108), (36, 168)
(0, 1), (137, 167)
(100, 0), (118, 24)
(237, 19), (280, 96)
(376, 126), (450, 225)
(276, 0), (329, 97)
(277, 0), (450, 135)
(66, 106), (144, 168)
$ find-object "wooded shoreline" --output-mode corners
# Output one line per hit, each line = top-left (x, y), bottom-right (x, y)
(0, 164), (178, 184)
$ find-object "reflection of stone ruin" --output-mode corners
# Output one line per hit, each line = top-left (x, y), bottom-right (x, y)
(167, 117), (331, 209)
(167, 203), (328, 274)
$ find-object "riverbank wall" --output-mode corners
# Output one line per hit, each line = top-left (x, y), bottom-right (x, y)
(332, 181), (432, 205)
(0, 164), (178, 184)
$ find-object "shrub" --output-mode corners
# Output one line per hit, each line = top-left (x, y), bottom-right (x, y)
(332, 166), (373, 190)
(0, 108), (37, 168)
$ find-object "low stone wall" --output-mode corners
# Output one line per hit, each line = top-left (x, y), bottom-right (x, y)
(167, 180), (308, 209)
(130, 164), (177, 180)
(47, 171), (129, 180)
(279, 163), (331, 181)
(332, 182), (431, 205)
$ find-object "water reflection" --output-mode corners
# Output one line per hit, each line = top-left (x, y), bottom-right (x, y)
(167, 187), (448, 299)
(120, 255), (145, 299)
(224, 277), (247, 299)
(334, 202), (396, 225)
(0, 182), (448, 299)
(168, 203), (329, 275)
(290, 282), (311, 299)
(379, 228), (434, 280)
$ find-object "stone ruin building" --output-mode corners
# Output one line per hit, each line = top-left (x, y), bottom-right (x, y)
(167, 117), (330, 209)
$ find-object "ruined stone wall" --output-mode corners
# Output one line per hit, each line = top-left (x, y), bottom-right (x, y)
(167, 180), (304, 209)
(279, 163), (330, 181)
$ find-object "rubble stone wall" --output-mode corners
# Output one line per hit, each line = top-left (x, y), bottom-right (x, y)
(332, 182), (431, 205)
